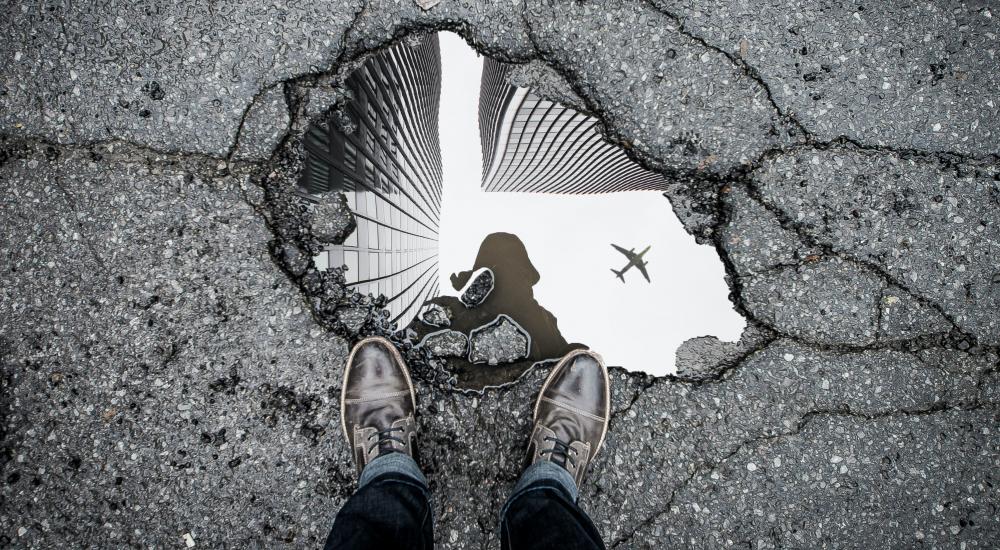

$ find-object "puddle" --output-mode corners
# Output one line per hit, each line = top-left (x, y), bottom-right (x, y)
(433, 33), (744, 375)
(302, 34), (443, 327)
(295, 31), (745, 379)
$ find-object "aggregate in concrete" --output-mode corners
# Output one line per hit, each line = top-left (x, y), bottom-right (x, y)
(752, 149), (1000, 345)
(649, 0), (1000, 156)
(420, 330), (469, 359)
(0, 0), (364, 156)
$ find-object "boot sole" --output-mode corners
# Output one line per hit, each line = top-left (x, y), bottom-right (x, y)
(340, 336), (418, 445)
(532, 348), (611, 455)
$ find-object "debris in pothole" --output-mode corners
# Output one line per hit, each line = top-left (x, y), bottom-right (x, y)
(337, 306), (369, 334)
(468, 314), (531, 365)
(420, 304), (452, 327)
(273, 241), (311, 277)
(414, 0), (441, 10)
(675, 325), (772, 381)
(428, 233), (577, 367)
(460, 268), (494, 307)
(420, 329), (469, 358)
(310, 192), (357, 244)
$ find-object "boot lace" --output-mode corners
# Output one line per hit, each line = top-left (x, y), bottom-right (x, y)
(367, 427), (405, 456)
(540, 436), (577, 468)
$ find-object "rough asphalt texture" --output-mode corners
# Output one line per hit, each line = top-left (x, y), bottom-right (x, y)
(459, 269), (494, 308)
(467, 315), (531, 366)
(420, 330), (470, 358)
(2, 1), (999, 548)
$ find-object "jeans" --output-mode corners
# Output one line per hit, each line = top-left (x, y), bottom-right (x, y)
(324, 454), (605, 549)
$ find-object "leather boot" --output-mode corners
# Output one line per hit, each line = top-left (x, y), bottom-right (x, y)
(340, 337), (418, 477)
(526, 349), (611, 487)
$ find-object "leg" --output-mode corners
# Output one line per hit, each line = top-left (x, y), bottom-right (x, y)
(326, 337), (432, 550)
(500, 461), (605, 550)
(500, 349), (611, 549)
(325, 454), (433, 550)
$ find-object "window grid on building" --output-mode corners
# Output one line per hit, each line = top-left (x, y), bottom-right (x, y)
(301, 34), (442, 326)
(479, 58), (666, 194)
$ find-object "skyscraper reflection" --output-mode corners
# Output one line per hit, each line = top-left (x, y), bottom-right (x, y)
(301, 35), (443, 326)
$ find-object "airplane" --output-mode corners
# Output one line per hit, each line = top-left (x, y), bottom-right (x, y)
(611, 244), (651, 283)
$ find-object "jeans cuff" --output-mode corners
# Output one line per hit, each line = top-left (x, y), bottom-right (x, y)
(358, 452), (427, 489)
(510, 460), (579, 502)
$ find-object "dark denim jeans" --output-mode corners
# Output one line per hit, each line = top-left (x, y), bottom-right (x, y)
(325, 454), (605, 549)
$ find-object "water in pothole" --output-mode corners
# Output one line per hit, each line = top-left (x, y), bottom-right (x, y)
(432, 33), (743, 375)
(308, 32), (744, 377)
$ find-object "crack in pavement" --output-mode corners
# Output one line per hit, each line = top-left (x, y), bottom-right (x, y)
(738, 172), (979, 346)
(3, 5), (999, 548)
(608, 399), (999, 548)
(50, 174), (110, 276)
(225, 81), (289, 164)
(0, 135), (256, 176)
(638, 0), (810, 140)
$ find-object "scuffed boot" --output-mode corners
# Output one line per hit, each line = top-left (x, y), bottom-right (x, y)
(526, 349), (611, 486)
(340, 337), (418, 477)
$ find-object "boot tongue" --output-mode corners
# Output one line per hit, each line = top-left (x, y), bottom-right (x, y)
(546, 437), (572, 467)
(377, 438), (397, 457)
(550, 452), (567, 467)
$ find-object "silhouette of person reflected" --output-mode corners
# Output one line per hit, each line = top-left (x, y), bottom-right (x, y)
(430, 232), (584, 361)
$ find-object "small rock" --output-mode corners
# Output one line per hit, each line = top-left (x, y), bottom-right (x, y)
(468, 314), (530, 365)
(311, 192), (357, 244)
(415, 0), (442, 11)
(460, 268), (494, 307)
(420, 304), (452, 328)
(276, 242), (309, 277)
(332, 109), (357, 135)
(420, 330), (469, 358)
(337, 307), (368, 333)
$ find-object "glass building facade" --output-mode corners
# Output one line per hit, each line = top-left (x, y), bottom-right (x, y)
(300, 35), (442, 326)
(479, 58), (665, 193)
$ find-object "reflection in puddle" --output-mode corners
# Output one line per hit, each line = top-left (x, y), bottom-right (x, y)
(434, 33), (745, 375)
(303, 35), (442, 326)
(480, 58), (665, 194)
(301, 31), (745, 377)
(429, 232), (582, 361)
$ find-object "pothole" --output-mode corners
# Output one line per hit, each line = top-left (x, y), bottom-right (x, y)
(260, 31), (747, 388)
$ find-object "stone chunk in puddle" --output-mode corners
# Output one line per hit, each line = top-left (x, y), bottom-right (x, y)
(420, 329), (469, 358)
(460, 268), (494, 307)
(469, 314), (530, 365)
(420, 304), (452, 327)
(311, 192), (357, 244)
(336, 306), (368, 334)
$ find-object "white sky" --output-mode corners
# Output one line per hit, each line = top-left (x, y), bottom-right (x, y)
(436, 32), (744, 374)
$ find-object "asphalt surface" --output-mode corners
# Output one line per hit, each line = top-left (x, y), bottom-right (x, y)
(2, 0), (998, 547)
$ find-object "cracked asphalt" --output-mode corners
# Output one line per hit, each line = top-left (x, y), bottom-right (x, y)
(2, 0), (999, 548)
